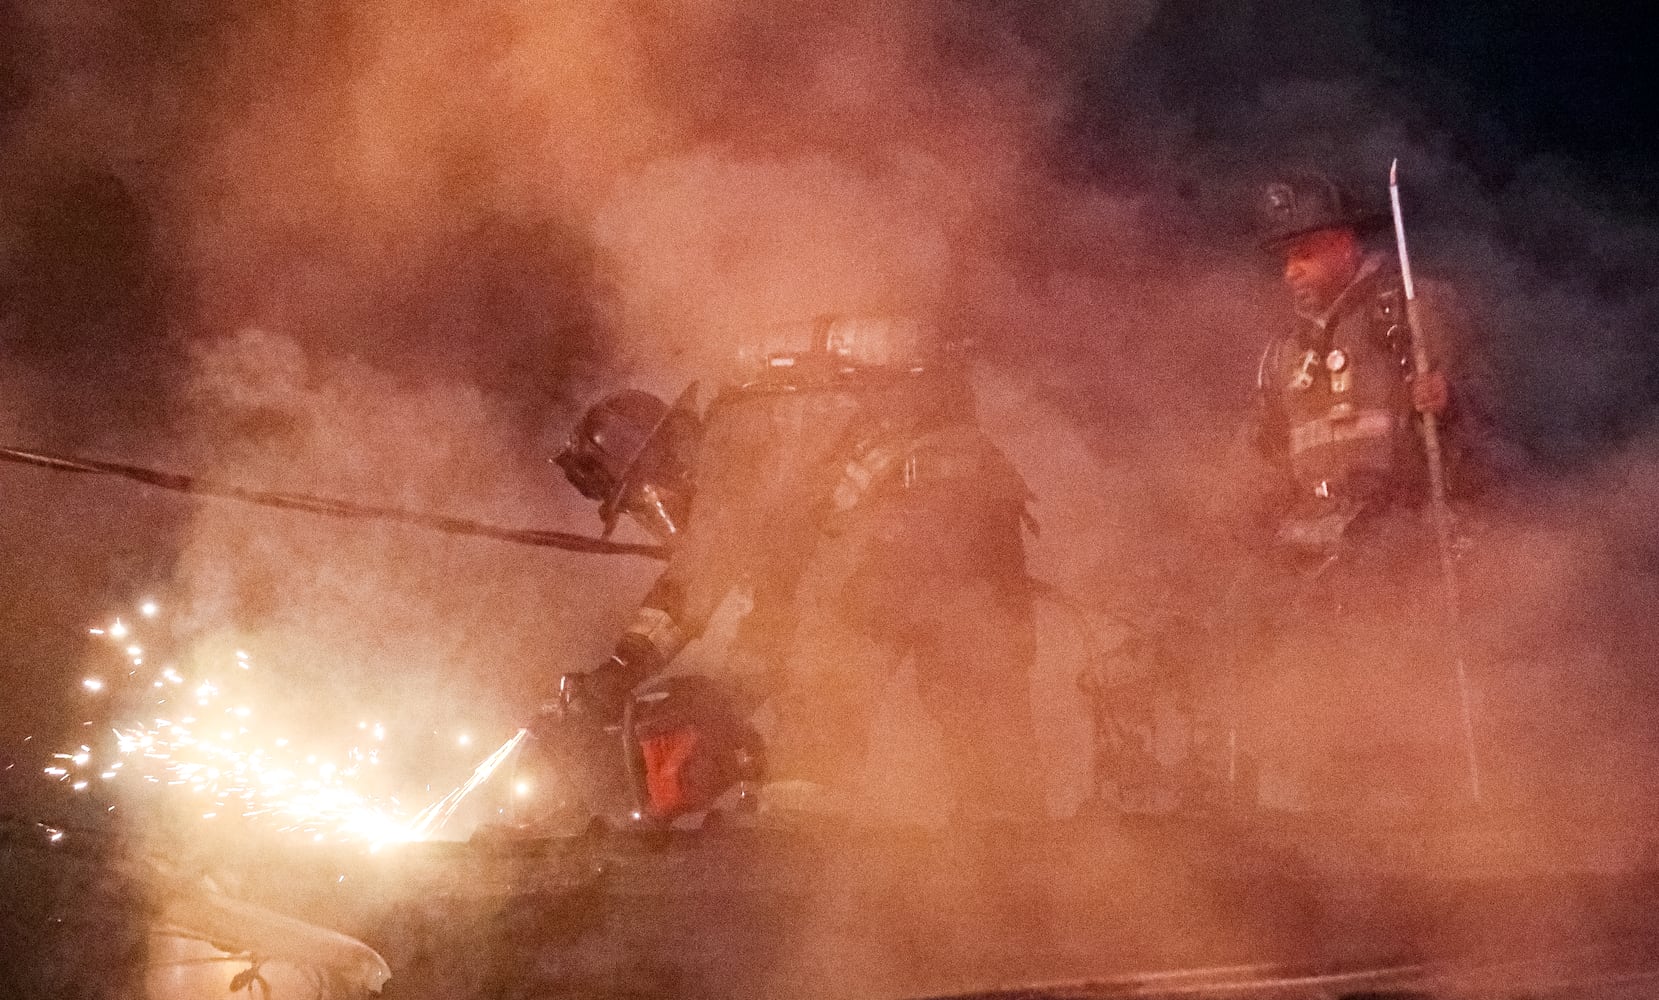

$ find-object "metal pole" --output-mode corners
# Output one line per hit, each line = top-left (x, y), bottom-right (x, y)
(1389, 158), (1483, 804)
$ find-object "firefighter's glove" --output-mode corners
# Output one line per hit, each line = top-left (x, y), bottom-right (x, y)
(554, 667), (631, 724)
(555, 637), (665, 724)
(1409, 370), (1450, 417)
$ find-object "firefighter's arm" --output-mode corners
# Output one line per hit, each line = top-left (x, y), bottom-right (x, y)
(564, 499), (750, 719)
(560, 599), (692, 722)
(560, 399), (764, 720)
(1411, 281), (1515, 497)
(1221, 349), (1295, 541)
(1410, 371), (1449, 416)
(1409, 281), (1476, 418)
(1249, 338), (1291, 464)
(560, 525), (740, 720)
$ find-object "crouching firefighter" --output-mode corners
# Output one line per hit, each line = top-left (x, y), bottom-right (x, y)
(527, 385), (763, 827)
(521, 315), (1044, 828)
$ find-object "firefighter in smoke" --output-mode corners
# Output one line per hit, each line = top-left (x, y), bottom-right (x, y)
(538, 315), (1044, 824)
(1221, 170), (1500, 810)
(554, 387), (700, 546)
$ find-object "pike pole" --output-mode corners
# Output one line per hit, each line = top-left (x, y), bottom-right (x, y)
(1389, 158), (1483, 804)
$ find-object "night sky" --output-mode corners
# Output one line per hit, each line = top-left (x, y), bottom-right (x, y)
(1378, 2), (1659, 193)
(1109, 1), (1659, 195)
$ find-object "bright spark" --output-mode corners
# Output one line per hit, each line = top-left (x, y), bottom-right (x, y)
(50, 605), (530, 850)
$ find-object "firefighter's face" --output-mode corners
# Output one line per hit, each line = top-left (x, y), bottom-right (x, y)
(1281, 227), (1361, 314)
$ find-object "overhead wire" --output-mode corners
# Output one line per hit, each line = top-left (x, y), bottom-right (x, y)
(0, 444), (668, 559)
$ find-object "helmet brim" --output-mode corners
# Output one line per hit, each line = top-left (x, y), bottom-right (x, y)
(1258, 210), (1391, 253)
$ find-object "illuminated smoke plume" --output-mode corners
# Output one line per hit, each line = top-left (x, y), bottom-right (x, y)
(161, 328), (654, 788)
(2, 0), (1659, 921)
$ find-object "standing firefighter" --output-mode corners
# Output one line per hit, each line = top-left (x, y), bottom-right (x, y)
(540, 316), (1043, 824)
(1225, 170), (1498, 810)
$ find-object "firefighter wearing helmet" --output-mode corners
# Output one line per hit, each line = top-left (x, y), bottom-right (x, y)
(1218, 169), (1504, 810)
(1246, 169), (1500, 555)
(538, 314), (1043, 824)
(554, 387), (700, 543)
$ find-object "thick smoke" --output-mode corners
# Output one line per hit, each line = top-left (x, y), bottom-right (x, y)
(167, 328), (652, 724)
(0, 0), (1650, 778)
(4, 0), (1659, 989)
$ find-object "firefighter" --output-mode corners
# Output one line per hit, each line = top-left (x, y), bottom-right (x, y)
(547, 316), (1043, 823)
(1223, 170), (1500, 810)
